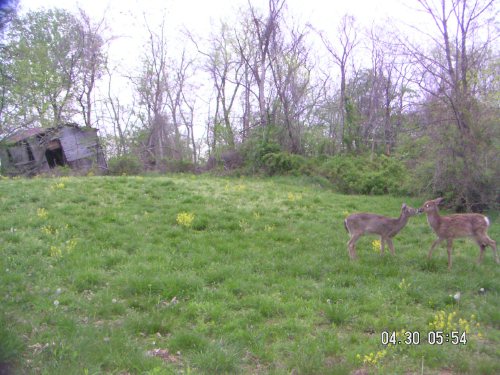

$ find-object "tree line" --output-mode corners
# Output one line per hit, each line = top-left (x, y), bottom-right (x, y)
(0, 0), (498, 210)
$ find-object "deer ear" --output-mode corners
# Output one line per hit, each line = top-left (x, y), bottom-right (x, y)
(402, 203), (407, 208)
(435, 197), (444, 205)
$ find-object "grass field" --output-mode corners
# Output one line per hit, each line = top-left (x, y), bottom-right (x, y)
(1, 174), (499, 374)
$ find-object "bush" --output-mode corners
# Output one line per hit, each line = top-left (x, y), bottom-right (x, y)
(205, 150), (244, 172)
(319, 154), (409, 195)
(262, 152), (307, 175)
(240, 126), (281, 171)
(107, 154), (142, 175)
(162, 159), (195, 173)
(241, 149), (409, 195)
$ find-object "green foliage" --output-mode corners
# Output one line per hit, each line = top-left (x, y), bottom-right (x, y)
(262, 152), (307, 175)
(320, 154), (409, 195)
(1, 9), (103, 129)
(343, 96), (362, 151)
(237, 123), (411, 196)
(302, 125), (334, 156)
(328, 155), (408, 194)
(213, 122), (235, 150)
(107, 154), (142, 175)
(240, 125), (281, 171)
(252, 152), (409, 195)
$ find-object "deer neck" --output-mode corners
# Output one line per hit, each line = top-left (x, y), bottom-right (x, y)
(426, 208), (442, 230)
(396, 212), (410, 229)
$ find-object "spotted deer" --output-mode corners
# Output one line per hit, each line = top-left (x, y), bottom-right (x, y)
(344, 203), (419, 259)
(420, 197), (499, 269)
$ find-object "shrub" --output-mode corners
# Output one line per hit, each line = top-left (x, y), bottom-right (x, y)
(319, 154), (409, 195)
(107, 154), (142, 175)
(240, 126), (281, 171)
(162, 159), (195, 173)
(205, 150), (244, 172)
(262, 152), (307, 175)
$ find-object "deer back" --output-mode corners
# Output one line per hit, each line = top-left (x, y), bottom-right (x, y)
(432, 213), (489, 239)
(345, 213), (397, 236)
(421, 198), (490, 239)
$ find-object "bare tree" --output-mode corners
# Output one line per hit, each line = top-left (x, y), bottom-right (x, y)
(269, 23), (313, 153)
(129, 15), (200, 167)
(103, 65), (137, 156)
(319, 14), (360, 151)
(364, 25), (411, 156)
(130, 16), (180, 165)
(75, 8), (108, 128)
(237, 0), (286, 128)
(189, 21), (243, 153)
(165, 49), (198, 163)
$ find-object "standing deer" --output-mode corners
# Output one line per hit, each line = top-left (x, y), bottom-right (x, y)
(344, 203), (419, 259)
(420, 197), (499, 269)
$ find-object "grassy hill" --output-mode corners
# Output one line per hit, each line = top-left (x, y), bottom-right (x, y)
(1, 175), (499, 374)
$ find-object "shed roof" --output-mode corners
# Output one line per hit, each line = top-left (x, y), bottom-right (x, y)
(2, 124), (95, 144)
(5, 127), (48, 143)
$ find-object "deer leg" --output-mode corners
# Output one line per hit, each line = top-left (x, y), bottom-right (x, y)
(428, 238), (444, 259)
(491, 239), (499, 264)
(348, 234), (360, 260)
(477, 244), (486, 263)
(475, 237), (486, 263)
(476, 234), (499, 264)
(387, 238), (395, 256)
(380, 237), (385, 255)
(447, 239), (453, 270)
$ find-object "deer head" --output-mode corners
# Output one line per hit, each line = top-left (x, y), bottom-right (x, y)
(419, 197), (444, 214)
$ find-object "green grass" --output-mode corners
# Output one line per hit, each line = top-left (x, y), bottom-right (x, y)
(0, 174), (499, 374)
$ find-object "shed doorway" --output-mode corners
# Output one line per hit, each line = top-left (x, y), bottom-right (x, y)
(45, 139), (66, 168)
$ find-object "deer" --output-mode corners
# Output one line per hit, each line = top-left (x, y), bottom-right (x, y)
(344, 203), (419, 259)
(420, 197), (499, 269)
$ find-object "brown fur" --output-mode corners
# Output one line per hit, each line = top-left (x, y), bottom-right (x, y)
(344, 203), (418, 259)
(420, 197), (499, 269)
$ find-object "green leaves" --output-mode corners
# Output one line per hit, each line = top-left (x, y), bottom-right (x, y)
(1, 8), (105, 129)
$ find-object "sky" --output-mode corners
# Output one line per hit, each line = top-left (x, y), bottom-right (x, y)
(19, 0), (416, 71)
(19, 0), (413, 29)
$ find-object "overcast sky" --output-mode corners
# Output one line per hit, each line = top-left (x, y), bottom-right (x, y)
(19, 0), (417, 69)
(20, 0), (414, 30)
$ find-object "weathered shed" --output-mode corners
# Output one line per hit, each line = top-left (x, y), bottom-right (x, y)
(0, 124), (106, 176)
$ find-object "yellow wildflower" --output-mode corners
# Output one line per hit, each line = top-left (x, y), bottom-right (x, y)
(37, 208), (48, 219)
(176, 212), (195, 227)
(50, 246), (62, 258)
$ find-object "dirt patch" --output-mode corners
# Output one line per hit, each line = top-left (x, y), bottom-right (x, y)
(351, 369), (369, 375)
(146, 348), (181, 364)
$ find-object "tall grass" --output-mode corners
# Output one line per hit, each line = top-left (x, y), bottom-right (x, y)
(0, 175), (498, 374)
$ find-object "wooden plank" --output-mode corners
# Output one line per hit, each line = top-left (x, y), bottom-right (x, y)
(59, 127), (99, 162)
